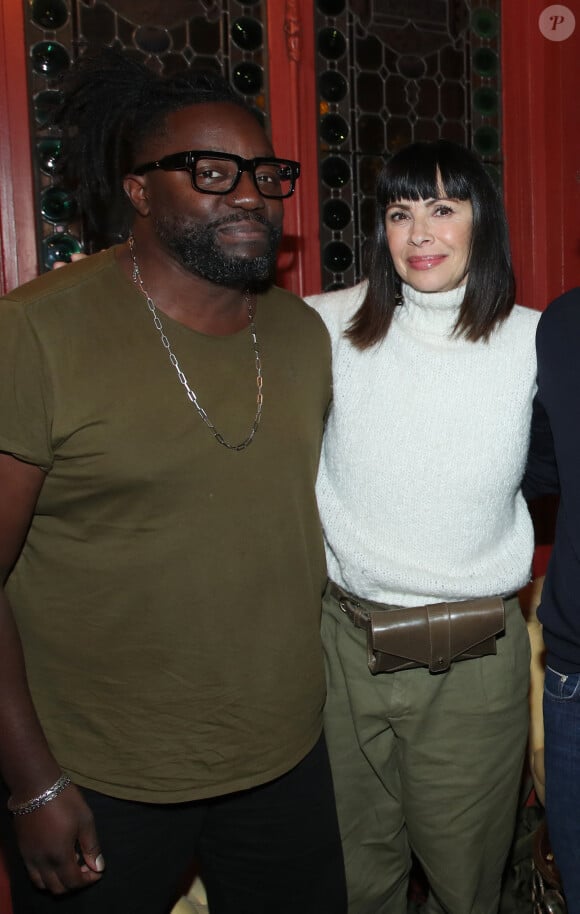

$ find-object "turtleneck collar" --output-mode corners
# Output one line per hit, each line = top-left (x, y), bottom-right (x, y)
(398, 282), (467, 339)
(402, 282), (466, 312)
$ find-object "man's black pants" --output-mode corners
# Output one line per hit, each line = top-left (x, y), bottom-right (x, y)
(1, 733), (346, 914)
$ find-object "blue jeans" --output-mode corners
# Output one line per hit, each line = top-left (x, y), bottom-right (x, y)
(544, 665), (580, 914)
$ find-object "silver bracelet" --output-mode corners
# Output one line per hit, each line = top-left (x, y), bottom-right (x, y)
(7, 773), (72, 816)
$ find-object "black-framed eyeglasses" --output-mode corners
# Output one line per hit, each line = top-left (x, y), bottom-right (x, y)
(132, 150), (301, 199)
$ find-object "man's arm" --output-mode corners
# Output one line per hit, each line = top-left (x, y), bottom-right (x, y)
(522, 394), (560, 502)
(0, 453), (105, 894)
(524, 577), (546, 806)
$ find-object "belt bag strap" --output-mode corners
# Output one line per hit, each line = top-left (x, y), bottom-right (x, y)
(331, 584), (505, 674)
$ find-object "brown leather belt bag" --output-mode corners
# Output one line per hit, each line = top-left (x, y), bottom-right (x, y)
(330, 582), (505, 674)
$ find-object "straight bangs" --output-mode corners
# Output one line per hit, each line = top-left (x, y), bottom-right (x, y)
(379, 143), (473, 206)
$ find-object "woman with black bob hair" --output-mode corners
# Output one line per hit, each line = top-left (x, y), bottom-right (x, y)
(349, 139), (515, 348)
(306, 139), (538, 914)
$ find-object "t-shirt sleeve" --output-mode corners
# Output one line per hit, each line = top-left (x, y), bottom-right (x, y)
(0, 299), (54, 468)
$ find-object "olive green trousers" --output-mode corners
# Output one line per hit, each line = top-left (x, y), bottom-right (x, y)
(322, 587), (530, 914)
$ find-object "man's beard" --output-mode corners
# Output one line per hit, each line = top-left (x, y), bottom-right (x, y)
(153, 213), (282, 289)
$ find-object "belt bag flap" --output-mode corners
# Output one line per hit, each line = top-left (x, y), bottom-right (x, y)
(368, 597), (505, 674)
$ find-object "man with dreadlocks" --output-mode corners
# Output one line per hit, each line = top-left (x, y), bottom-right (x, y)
(0, 48), (346, 914)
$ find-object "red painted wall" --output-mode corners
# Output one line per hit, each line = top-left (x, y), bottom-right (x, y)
(267, 1), (321, 297)
(502, 0), (580, 313)
(0, 851), (11, 912)
(0, 0), (37, 294)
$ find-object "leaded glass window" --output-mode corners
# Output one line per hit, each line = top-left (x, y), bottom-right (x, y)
(23, 0), (268, 269)
(314, 0), (502, 290)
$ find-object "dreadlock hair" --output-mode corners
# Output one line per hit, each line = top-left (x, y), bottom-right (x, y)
(347, 139), (516, 349)
(53, 47), (256, 245)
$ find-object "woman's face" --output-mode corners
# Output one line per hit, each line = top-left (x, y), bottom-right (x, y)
(385, 188), (473, 294)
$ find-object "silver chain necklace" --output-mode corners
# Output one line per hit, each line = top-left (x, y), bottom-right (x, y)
(129, 235), (263, 451)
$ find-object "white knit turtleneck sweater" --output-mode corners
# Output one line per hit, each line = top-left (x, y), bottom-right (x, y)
(306, 282), (540, 605)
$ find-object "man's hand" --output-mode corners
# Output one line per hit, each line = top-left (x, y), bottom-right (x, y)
(14, 784), (105, 894)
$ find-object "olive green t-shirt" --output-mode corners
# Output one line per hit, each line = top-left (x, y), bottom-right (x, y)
(0, 248), (331, 802)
